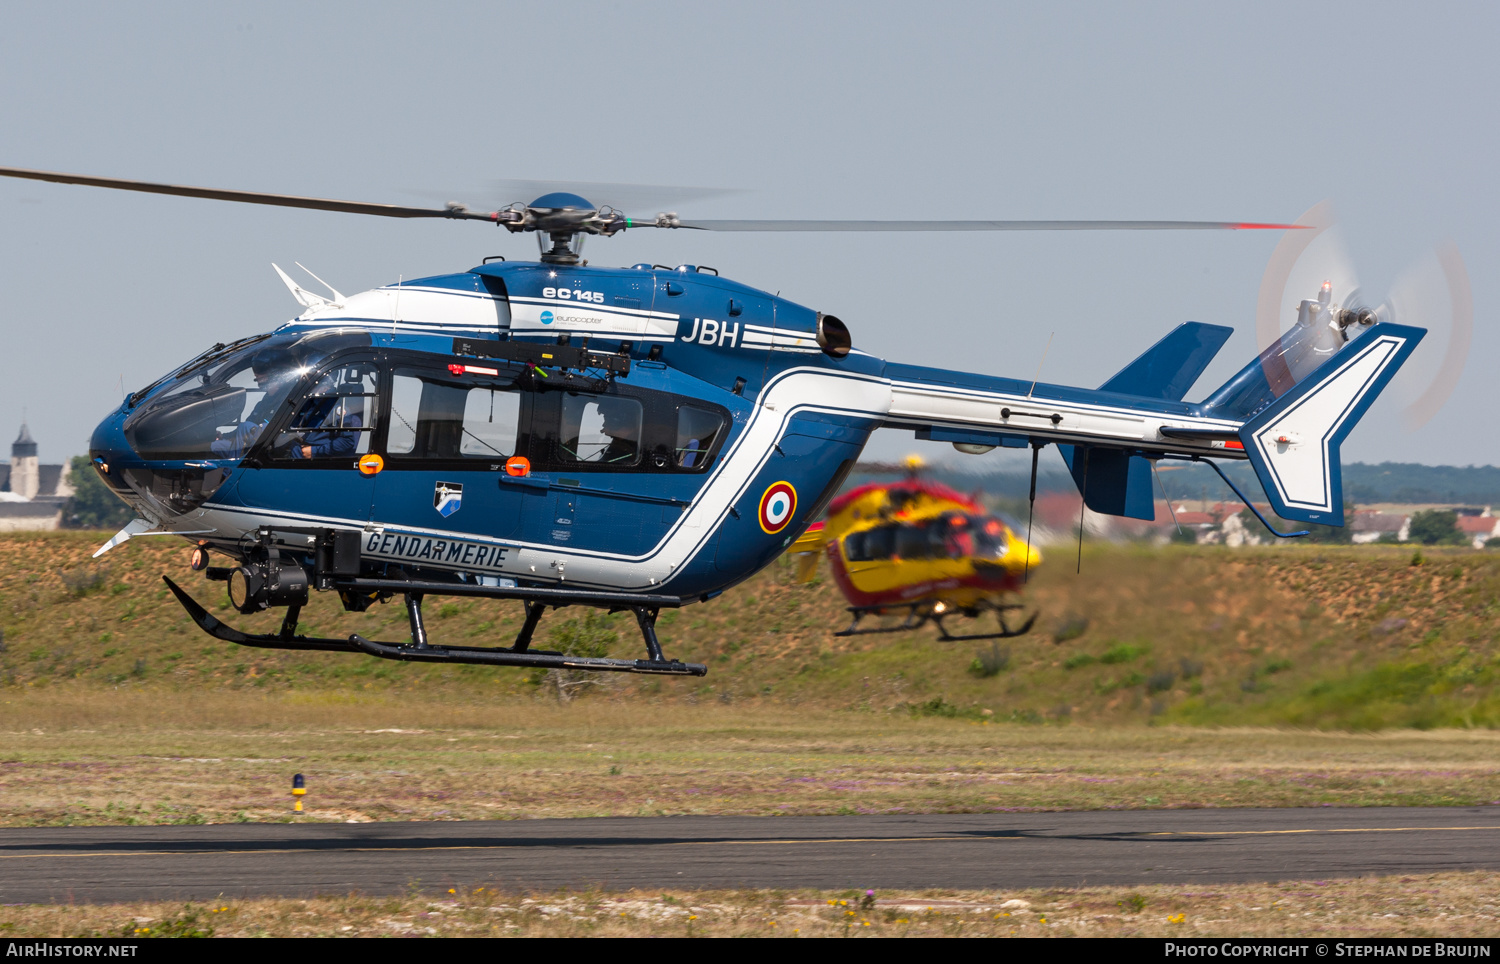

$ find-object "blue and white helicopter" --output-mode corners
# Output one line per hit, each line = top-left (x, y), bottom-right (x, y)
(0, 167), (1425, 679)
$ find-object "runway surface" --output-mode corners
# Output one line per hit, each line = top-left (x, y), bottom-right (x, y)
(3, 807), (1499, 904)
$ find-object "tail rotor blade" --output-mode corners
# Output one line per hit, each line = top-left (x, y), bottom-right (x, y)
(1393, 243), (1473, 429)
(1253, 199), (1472, 430)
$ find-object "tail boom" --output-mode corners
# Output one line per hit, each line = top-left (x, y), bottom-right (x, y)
(882, 366), (1246, 460)
(879, 322), (1423, 526)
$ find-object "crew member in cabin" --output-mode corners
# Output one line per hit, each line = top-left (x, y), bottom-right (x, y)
(210, 348), (298, 458)
(560, 394), (642, 465)
(596, 398), (641, 465)
(287, 370), (364, 460)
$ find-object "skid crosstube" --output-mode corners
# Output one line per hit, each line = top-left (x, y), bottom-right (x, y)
(162, 576), (707, 677)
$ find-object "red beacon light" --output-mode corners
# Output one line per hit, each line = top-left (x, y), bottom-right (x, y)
(448, 363), (499, 377)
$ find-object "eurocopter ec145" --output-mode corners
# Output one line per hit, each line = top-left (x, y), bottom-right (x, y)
(0, 167), (1425, 680)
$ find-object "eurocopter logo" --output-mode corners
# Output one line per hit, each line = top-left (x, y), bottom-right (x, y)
(434, 481), (463, 517)
(539, 310), (554, 325)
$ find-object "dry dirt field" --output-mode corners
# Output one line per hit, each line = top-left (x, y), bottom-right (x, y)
(2, 874), (1496, 938)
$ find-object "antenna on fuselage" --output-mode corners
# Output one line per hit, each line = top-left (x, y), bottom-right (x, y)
(294, 262), (345, 303)
(1027, 332), (1054, 399)
(1023, 441), (1041, 584)
(1075, 448), (1090, 574)
(273, 264), (332, 309)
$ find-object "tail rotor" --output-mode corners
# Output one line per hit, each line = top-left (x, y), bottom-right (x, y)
(1254, 202), (1472, 429)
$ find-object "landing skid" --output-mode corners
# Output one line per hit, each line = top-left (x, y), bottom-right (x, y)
(835, 601), (1037, 640)
(163, 576), (707, 677)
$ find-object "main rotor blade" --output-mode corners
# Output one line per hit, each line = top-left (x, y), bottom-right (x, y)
(1255, 201), (1335, 356)
(0, 166), (493, 220)
(672, 219), (1304, 232)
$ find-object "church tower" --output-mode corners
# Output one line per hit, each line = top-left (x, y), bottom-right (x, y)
(10, 423), (38, 501)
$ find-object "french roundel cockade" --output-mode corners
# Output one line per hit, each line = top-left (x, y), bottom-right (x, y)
(758, 482), (798, 535)
(0, 163), (1428, 682)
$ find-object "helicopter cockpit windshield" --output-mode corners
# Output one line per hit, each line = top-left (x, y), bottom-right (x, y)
(844, 513), (1012, 563)
(107, 330), (375, 521)
(123, 330), (373, 462)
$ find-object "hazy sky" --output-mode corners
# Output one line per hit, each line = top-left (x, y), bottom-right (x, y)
(0, 1), (1494, 469)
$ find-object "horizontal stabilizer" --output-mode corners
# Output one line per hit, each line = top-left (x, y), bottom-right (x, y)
(1058, 446), (1157, 521)
(788, 522), (827, 555)
(788, 522), (827, 583)
(1239, 323), (1424, 525)
(1099, 322), (1233, 400)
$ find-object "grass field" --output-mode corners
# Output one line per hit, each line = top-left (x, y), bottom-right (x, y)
(2, 874), (1496, 937)
(2, 532), (1497, 730)
(1, 698), (1499, 825)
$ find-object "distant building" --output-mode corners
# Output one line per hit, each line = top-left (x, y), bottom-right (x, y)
(991, 483), (1496, 548)
(1457, 510), (1499, 548)
(0, 423), (73, 531)
(1351, 510), (1409, 544)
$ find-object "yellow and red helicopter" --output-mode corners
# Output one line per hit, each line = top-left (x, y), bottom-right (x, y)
(790, 457), (1041, 639)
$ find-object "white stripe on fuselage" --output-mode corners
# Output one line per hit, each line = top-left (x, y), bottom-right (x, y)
(199, 369), (890, 592)
(197, 367), (1245, 592)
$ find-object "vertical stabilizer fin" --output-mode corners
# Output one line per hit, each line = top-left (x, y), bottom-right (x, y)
(1057, 445), (1157, 520)
(1099, 322), (1233, 400)
(1238, 323), (1424, 525)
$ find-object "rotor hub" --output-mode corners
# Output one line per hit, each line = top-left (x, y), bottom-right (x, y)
(491, 193), (633, 264)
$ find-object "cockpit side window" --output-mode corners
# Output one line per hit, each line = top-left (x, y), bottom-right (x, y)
(896, 524), (932, 560)
(269, 361), (379, 461)
(845, 525), (898, 562)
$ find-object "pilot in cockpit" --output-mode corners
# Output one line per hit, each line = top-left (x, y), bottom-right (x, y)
(210, 348), (297, 458)
(287, 370), (363, 459)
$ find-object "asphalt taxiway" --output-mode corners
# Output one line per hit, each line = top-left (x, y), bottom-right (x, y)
(3, 807), (1497, 903)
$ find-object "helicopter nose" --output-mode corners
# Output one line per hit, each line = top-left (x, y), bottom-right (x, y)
(90, 407), (235, 520)
(88, 410), (137, 495)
